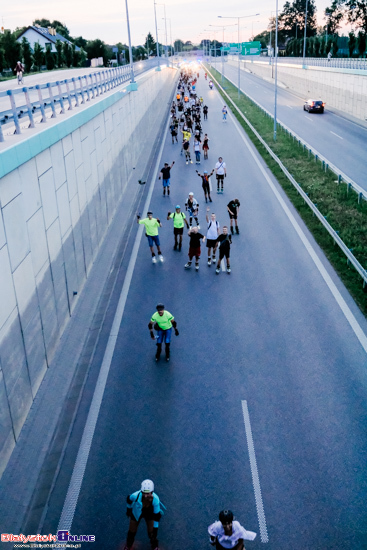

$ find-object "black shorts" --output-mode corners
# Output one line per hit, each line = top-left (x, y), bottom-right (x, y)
(219, 248), (230, 259)
(206, 238), (217, 248)
(229, 213), (237, 220)
(174, 227), (184, 235)
(216, 174), (224, 181)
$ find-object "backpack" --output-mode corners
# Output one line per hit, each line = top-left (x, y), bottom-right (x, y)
(173, 212), (184, 220)
(208, 220), (219, 230)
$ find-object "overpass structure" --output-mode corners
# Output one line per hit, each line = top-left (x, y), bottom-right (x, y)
(0, 61), (366, 549)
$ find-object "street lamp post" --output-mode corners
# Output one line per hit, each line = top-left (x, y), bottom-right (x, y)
(274, 0), (279, 140)
(153, 0), (161, 71)
(218, 14), (260, 99)
(204, 28), (220, 70)
(124, 0), (137, 90)
(209, 23), (237, 83)
(302, 0), (309, 68)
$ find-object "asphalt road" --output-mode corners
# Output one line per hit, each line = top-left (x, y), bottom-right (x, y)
(39, 70), (367, 549)
(214, 60), (367, 191)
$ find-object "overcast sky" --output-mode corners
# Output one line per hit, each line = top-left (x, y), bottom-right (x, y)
(3, 0), (350, 45)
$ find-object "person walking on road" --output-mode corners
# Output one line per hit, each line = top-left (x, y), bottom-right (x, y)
(149, 303), (179, 361)
(203, 134), (210, 160)
(137, 212), (163, 263)
(183, 139), (193, 165)
(227, 198), (240, 234)
(196, 169), (214, 203)
(159, 161), (175, 196)
(206, 207), (220, 266)
(215, 157), (227, 194)
(185, 192), (200, 228)
(215, 226), (232, 274)
(193, 136), (202, 165)
(170, 121), (178, 144)
(185, 226), (206, 271)
(222, 105), (228, 122)
(167, 205), (189, 250)
(203, 104), (208, 120)
(124, 479), (165, 550)
(208, 509), (257, 549)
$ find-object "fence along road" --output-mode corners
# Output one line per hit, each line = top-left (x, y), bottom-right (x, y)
(0, 59), (162, 142)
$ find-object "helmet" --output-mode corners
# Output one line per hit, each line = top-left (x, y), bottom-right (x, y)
(204, 171), (208, 174)
(189, 192), (194, 196)
(219, 510), (233, 524)
(156, 303), (165, 311)
(175, 205), (181, 209)
(141, 479), (154, 493)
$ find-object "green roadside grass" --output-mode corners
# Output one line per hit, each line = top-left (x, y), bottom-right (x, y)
(206, 66), (367, 316)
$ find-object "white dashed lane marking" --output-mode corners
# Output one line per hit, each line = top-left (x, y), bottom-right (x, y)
(330, 131), (343, 140)
(241, 400), (269, 543)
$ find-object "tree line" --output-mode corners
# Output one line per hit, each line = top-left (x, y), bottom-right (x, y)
(0, 19), (167, 76)
(253, 0), (366, 57)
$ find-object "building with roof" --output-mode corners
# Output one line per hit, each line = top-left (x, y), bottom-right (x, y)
(16, 25), (80, 52)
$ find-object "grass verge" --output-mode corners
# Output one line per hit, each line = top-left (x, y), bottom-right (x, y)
(206, 65), (367, 316)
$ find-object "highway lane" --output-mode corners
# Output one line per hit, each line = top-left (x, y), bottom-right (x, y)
(214, 60), (367, 191)
(39, 71), (367, 549)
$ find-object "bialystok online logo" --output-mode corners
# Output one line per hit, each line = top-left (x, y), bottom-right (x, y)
(1, 531), (95, 543)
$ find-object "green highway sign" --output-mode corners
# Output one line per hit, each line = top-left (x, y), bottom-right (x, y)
(220, 41), (261, 55)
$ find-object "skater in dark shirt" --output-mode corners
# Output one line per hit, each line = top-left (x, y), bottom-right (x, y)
(185, 227), (206, 271)
(159, 161), (175, 196)
(227, 199), (241, 234)
(196, 169), (214, 203)
(216, 226), (232, 274)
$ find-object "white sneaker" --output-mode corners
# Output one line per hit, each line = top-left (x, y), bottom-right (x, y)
(152, 256), (157, 263)
(159, 255), (164, 262)
(195, 264), (199, 271)
(197, 224), (200, 229)
(207, 258), (211, 266)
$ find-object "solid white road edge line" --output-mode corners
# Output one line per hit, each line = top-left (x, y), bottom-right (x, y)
(241, 400), (269, 543)
(221, 94), (367, 353)
(57, 97), (173, 535)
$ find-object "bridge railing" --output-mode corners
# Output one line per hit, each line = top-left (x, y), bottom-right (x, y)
(0, 58), (161, 142)
(227, 55), (367, 70)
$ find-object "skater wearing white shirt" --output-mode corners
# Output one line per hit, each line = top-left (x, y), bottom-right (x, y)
(215, 157), (227, 194)
(206, 208), (220, 266)
(208, 510), (256, 549)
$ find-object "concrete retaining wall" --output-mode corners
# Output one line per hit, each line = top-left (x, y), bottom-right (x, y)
(228, 58), (367, 122)
(0, 67), (177, 475)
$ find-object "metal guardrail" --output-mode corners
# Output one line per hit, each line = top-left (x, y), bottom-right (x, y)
(228, 55), (367, 70)
(216, 59), (367, 203)
(206, 64), (367, 287)
(0, 58), (161, 142)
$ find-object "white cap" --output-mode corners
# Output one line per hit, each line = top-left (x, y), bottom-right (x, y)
(141, 479), (154, 493)
(189, 192), (194, 196)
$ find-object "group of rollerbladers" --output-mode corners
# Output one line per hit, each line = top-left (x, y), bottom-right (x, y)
(125, 65), (256, 550)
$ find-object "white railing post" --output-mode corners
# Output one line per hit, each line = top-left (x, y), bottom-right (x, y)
(23, 87), (35, 128)
(36, 85), (47, 122)
(47, 83), (57, 118)
(56, 81), (65, 114)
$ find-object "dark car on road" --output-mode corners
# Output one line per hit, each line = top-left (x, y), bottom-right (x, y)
(303, 99), (325, 113)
